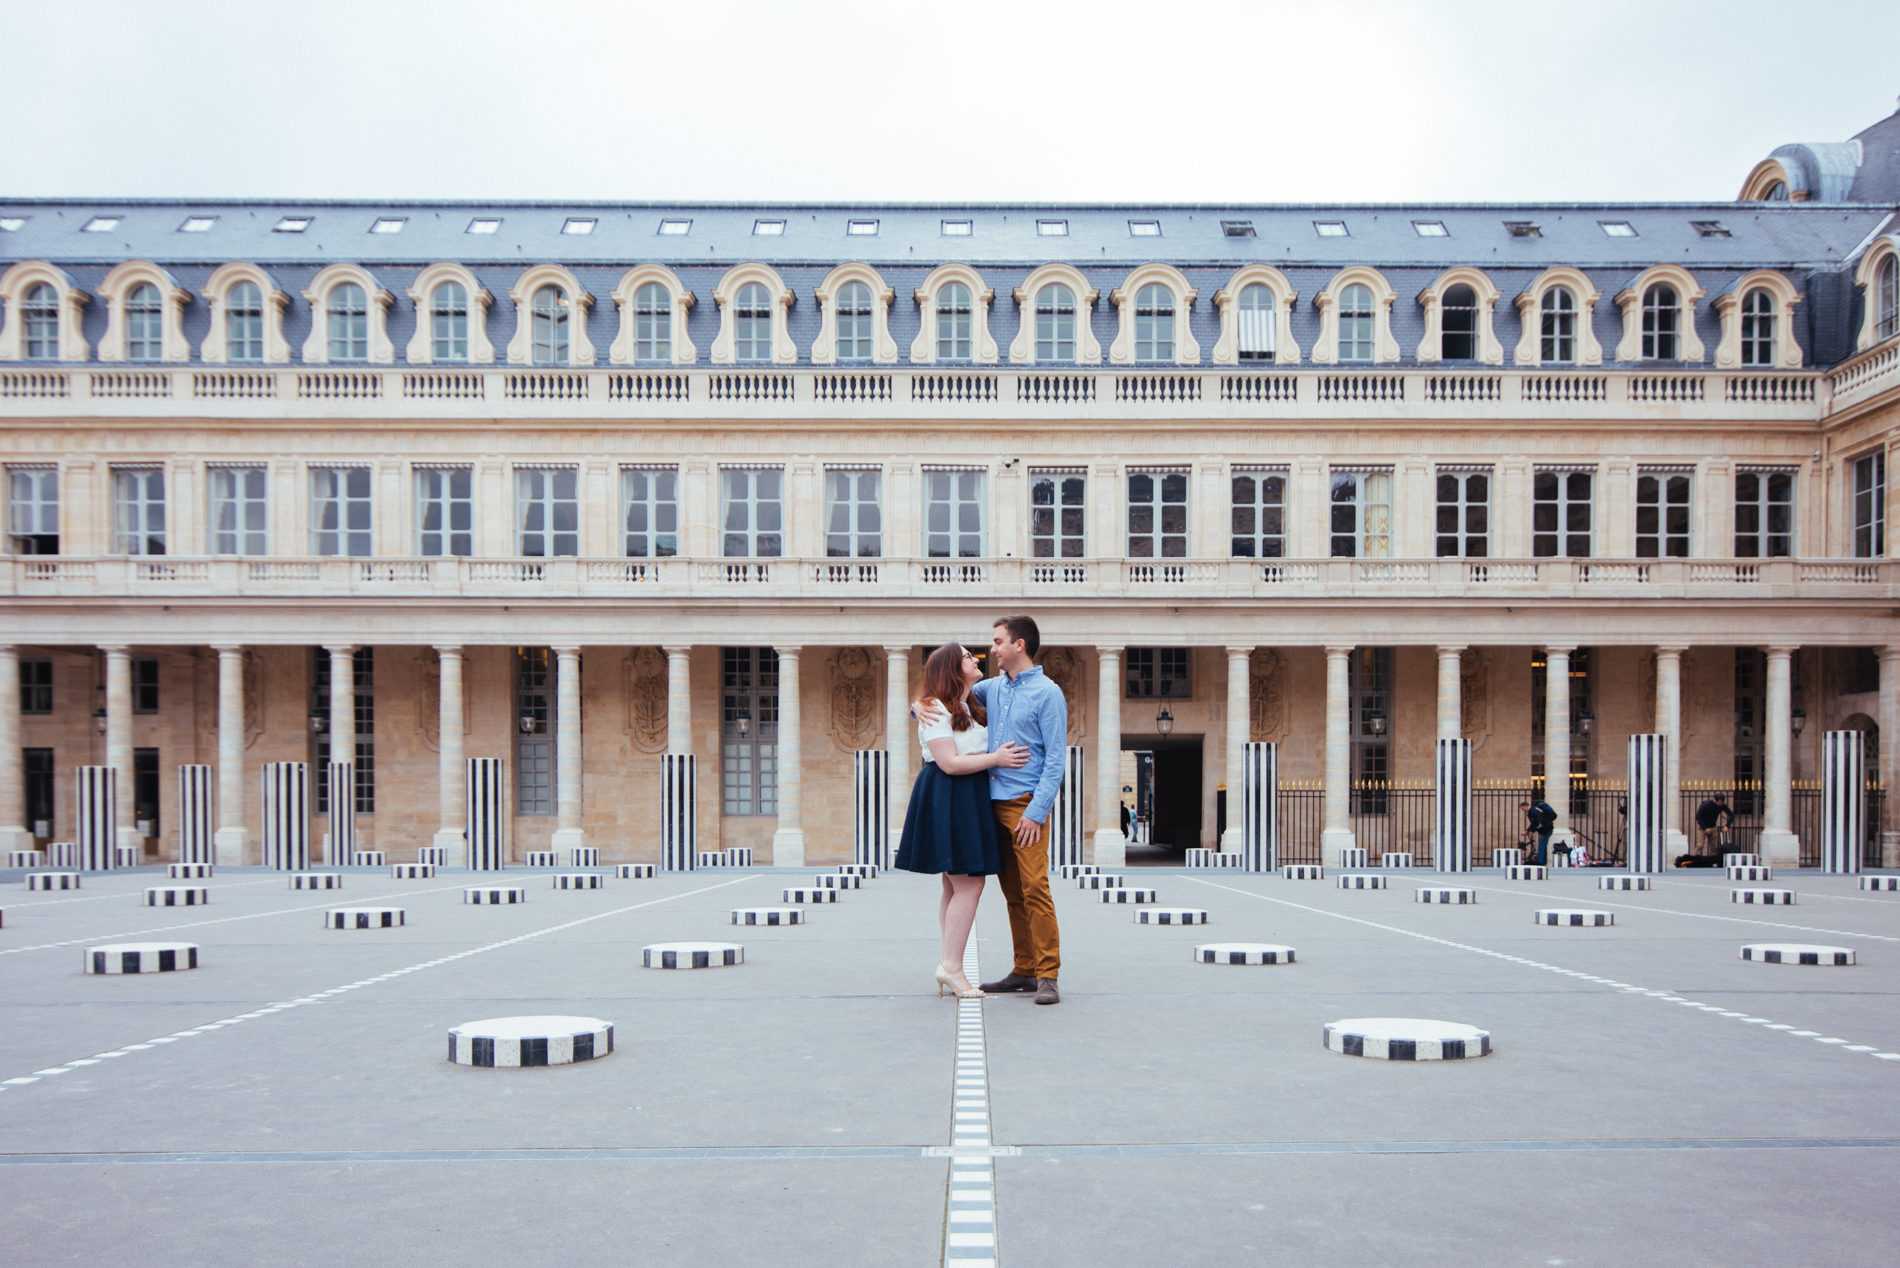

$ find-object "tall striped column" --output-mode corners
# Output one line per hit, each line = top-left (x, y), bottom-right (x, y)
(326, 761), (356, 864)
(1242, 741), (1278, 873)
(1627, 733), (1668, 873)
(467, 757), (505, 870)
(76, 765), (117, 871)
(1821, 730), (1866, 875)
(1435, 738), (1472, 872)
(854, 749), (890, 870)
(176, 765), (214, 864)
(661, 753), (696, 872)
(1049, 745), (1086, 869)
(260, 761), (310, 871)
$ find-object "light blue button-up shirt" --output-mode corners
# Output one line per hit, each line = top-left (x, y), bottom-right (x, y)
(971, 666), (1068, 825)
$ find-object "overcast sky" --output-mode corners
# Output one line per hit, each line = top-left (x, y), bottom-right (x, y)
(6, 0), (1897, 205)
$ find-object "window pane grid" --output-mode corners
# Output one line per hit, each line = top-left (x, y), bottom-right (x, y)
(314, 648), (375, 815)
(1854, 453), (1886, 559)
(227, 282), (264, 362)
(1134, 284), (1174, 361)
(432, 283), (468, 362)
(1641, 285), (1679, 360)
(1635, 473), (1691, 558)
(1126, 647), (1190, 699)
(1533, 471), (1594, 558)
(328, 284), (368, 361)
(531, 286), (568, 365)
(735, 282), (773, 362)
(112, 469), (167, 556)
(1740, 289), (1775, 366)
(1734, 471), (1794, 558)
(835, 281), (874, 361)
(20, 659), (53, 713)
(1030, 472), (1086, 559)
(1127, 471), (1188, 559)
(622, 468), (678, 558)
(515, 468), (579, 557)
(516, 648), (552, 816)
(24, 284), (59, 360)
(126, 283), (163, 361)
(634, 283), (672, 362)
(1540, 288), (1576, 363)
(1329, 471), (1391, 558)
(1338, 284), (1374, 362)
(923, 470), (985, 558)
(937, 283), (972, 360)
(1230, 472), (1286, 558)
(311, 467), (372, 557)
(824, 469), (881, 558)
(1035, 285), (1075, 362)
(722, 647), (779, 816)
(209, 467), (268, 555)
(416, 468), (473, 557)
(1434, 471), (1489, 558)
(722, 468), (784, 558)
(8, 468), (59, 554)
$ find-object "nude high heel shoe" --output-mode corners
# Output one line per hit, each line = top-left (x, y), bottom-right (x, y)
(936, 964), (984, 999)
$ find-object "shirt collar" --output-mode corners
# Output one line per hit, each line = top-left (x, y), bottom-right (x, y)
(1002, 665), (1044, 685)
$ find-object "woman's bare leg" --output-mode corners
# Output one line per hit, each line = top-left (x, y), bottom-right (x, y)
(940, 873), (986, 986)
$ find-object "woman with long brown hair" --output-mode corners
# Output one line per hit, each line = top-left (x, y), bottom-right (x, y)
(895, 642), (1027, 999)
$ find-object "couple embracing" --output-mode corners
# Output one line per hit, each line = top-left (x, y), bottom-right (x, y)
(895, 614), (1066, 1005)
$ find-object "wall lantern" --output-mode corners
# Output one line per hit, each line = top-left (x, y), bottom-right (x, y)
(736, 706), (752, 737)
(1792, 707), (1807, 737)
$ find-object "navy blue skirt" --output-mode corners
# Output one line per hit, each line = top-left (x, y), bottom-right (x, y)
(895, 764), (1002, 876)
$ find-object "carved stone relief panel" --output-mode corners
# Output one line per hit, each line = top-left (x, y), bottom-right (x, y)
(1037, 647), (1085, 740)
(829, 646), (880, 752)
(626, 646), (669, 754)
(1460, 648), (1492, 752)
(243, 649), (262, 750)
(1249, 647), (1284, 741)
(417, 650), (441, 752)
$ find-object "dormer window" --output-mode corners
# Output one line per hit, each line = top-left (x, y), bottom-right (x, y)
(82, 216), (122, 233)
(1540, 288), (1576, 364)
(1440, 284), (1477, 360)
(846, 219), (879, 236)
(531, 286), (569, 364)
(1128, 220), (1161, 237)
(125, 283), (164, 361)
(1036, 285), (1077, 361)
(1237, 284), (1276, 360)
(1691, 221), (1731, 238)
(329, 284), (370, 362)
(1222, 221), (1255, 237)
(734, 282), (773, 361)
(834, 281), (874, 360)
(1599, 221), (1638, 237)
(1505, 222), (1542, 238)
(179, 217), (217, 233)
(1338, 284), (1374, 361)
(1641, 285), (1679, 359)
(22, 283), (59, 360)
(1134, 284), (1174, 361)
(561, 218), (596, 235)
(941, 220), (972, 236)
(1413, 221), (1449, 237)
(0, 217), (26, 231)
(467, 218), (502, 234)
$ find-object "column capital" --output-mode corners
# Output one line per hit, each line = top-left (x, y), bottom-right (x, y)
(432, 644), (464, 656)
(1435, 644), (1467, 655)
(1224, 645), (1255, 658)
(1323, 644), (1354, 657)
(1543, 644), (1577, 656)
(773, 645), (802, 659)
(1880, 645), (1900, 663)
(210, 642), (245, 654)
(321, 643), (357, 656)
(1096, 645), (1124, 656)
(662, 644), (694, 656)
(882, 644), (911, 657)
(550, 645), (581, 656)
(98, 643), (131, 655)
(1653, 643), (1690, 656)
(1764, 645), (1800, 657)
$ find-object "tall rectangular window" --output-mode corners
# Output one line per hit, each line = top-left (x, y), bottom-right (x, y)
(1435, 469), (1489, 558)
(1349, 647), (1392, 812)
(1636, 469), (1691, 558)
(313, 647), (375, 815)
(923, 469), (985, 558)
(134, 747), (159, 833)
(722, 646), (779, 817)
(1533, 469), (1594, 558)
(25, 748), (54, 836)
(515, 468), (579, 557)
(1125, 647), (1190, 699)
(415, 468), (473, 557)
(208, 466), (268, 555)
(112, 468), (167, 556)
(1734, 469), (1794, 558)
(7, 467), (59, 554)
(824, 469), (882, 558)
(1030, 470), (1086, 559)
(621, 467), (678, 558)
(310, 467), (372, 557)
(1329, 469), (1391, 558)
(20, 659), (52, 713)
(1128, 470), (1188, 558)
(516, 647), (553, 817)
(1230, 469), (1286, 558)
(1854, 452), (1886, 559)
(131, 658), (159, 713)
(722, 468), (784, 558)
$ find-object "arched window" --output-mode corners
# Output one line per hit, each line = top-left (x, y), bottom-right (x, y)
(1036, 284), (1076, 361)
(1540, 287), (1576, 364)
(23, 283), (59, 360)
(835, 280), (873, 361)
(1739, 288), (1775, 366)
(432, 282), (468, 362)
(1440, 284), (1477, 360)
(227, 281), (264, 362)
(1641, 284), (1679, 360)
(1238, 284), (1275, 360)
(531, 285), (568, 365)
(1134, 283), (1174, 361)
(1879, 255), (1899, 343)
(937, 282), (972, 360)
(734, 281), (772, 362)
(125, 282), (164, 360)
(634, 282), (670, 361)
(1766, 181), (1789, 201)
(1338, 283), (1374, 362)
(328, 283), (369, 361)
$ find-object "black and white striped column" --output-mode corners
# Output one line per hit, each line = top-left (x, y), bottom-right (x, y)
(662, 754), (696, 872)
(1435, 738), (1472, 873)
(467, 758), (504, 871)
(1627, 733), (1668, 873)
(176, 764), (214, 865)
(327, 761), (356, 866)
(1821, 730), (1866, 875)
(1243, 741), (1278, 873)
(1049, 744), (1086, 869)
(76, 766), (116, 872)
(261, 762), (310, 871)
(854, 749), (890, 871)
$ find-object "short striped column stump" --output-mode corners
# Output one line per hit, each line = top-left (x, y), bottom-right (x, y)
(1382, 853), (1415, 869)
(168, 863), (213, 879)
(731, 908), (804, 926)
(1741, 943), (1855, 966)
(1860, 876), (1900, 891)
(813, 874), (861, 889)
(391, 863), (436, 879)
(1733, 888), (1796, 905)
(524, 851), (557, 868)
(1535, 909), (1614, 927)
(643, 942), (744, 969)
(291, 872), (343, 890)
(1135, 907), (1207, 925)
(616, 864), (655, 879)
(326, 908), (404, 929)
(1337, 874), (1388, 890)
(1492, 849), (1524, 869)
(1183, 848), (1212, 867)
(552, 873), (603, 890)
(144, 887), (209, 907)
(1196, 943), (1295, 965)
(837, 864), (877, 878)
(1722, 853), (1763, 867)
(1283, 865), (1324, 880)
(27, 872), (81, 891)
(1207, 852), (1242, 867)
(1338, 848), (1369, 869)
(724, 847), (754, 867)
(1324, 1018), (1491, 1061)
(465, 886), (527, 904)
(1101, 888), (1158, 904)
(417, 847), (447, 866)
(86, 942), (199, 974)
(348, 851), (386, 867)
(1728, 865), (1774, 881)
(1059, 864), (1100, 878)
(114, 845), (141, 869)
(1597, 875), (1650, 890)
(7, 850), (44, 868)
(1077, 874), (1125, 889)
(448, 1016), (613, 1067)
(568, 847), (600, 867)
(696, 851), (728, 868)
(1507, 865), (1549, 881)
(1416, 887), (1477, 904)
(782, 887), (839, 904)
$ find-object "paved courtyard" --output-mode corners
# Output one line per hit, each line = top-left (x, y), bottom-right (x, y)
(3, 859), (1898, 1267)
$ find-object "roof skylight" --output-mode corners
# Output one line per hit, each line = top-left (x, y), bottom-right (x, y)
(81, 216), (122, 233)
(1221, 220), (1256, 237)
(1691, 220), (1732, 238)
(1128, 220), (1161, 237)
(1505, 221), (1542, 238)
(561, 218), (597, 235)
(1599, 221), (1638, 237)
(0, 217), (25, 232)
(1413, 221), (1449, 237)
(1036, 219), (1068, 236)
(466, 218), (501, 234)
(657, 219), (691, 235)
(847, 219), (879, 236)
(1313, 221), (1348, 237)
(179, 216), (217, 233)
(273, 217), (312, 233)
(941, 219), (972, 236)
(753, 219), (786, 235)
(370, 217), (406, 234)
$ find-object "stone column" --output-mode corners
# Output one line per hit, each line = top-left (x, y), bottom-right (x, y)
(1322, 646), (1355, 859)
(664, 645), (692, 755)
(1436, 646), (1465, 742)
(1544, 646), (1575, 851)
(1760, 645), (1799, 866)
(771, 646), (805, 866)
(1881, 646), (1900, 868)
(0, 647), (28, 851)
(1221, 646), (1252, 852)
(212, 644), (249, 863)
(1655, 644), (1689, 852)
(551, 646), (586, 853)
(102, 644), (138, 853)
(433, 646), (466, 854)
(324, 643), (356, 857)
(886, 644), (911, 859)
(1093, 647), (1125, 866)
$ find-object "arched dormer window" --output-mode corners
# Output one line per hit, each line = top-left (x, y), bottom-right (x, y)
(96, 261), (191, 363)
(0, 262), (89, 362)
(1339, 286), (1374, 361)
(199, 264), (289, 364)
(1713, 269), (1803, 369)
(1513, 266), (1603, 367)
(1641, 285), (1678, 360)
(301, 264), (395, 364)
(227, 283), (265, 362)
(503, 265), (593, 366)
(433, 283), (469, 361)
(1311, 267), (1399, 365)
(24, 283), (59, 360)
(1211, 265), (1300, 365)
(836, 282), (873, 360)
(736, 283), (772, 361)
(1109, 264), (1199, 365)
(811, 264), (897, 364)
(709, 264), (795, 365)
(530, 286), (567, 365)
(1613, 265), (1705, 364)
(1540, 288), (1576, 363)
(331, 284), (370, 361)
(126, 284), (163, 360)
(1135, 286), (1172, 360)
(404, 264), (494, 365)
(1440, 286), (1476, 358)
(1238, 286), (1274, 359)
(608, 264), (696, 366)
(1739, 289), (1774, 365)
(1008, 264), (1100, 364)
(911, 263), (997, 364)
(1852, 238), (1900, 351)
(1882, 256), (1898, 342)
(1415, 268), (1503, 364)
(1037, 285), (1076, 361)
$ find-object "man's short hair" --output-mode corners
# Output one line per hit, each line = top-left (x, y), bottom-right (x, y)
(1713, 793), (1727, 802)
(992, 614), (1040, 659)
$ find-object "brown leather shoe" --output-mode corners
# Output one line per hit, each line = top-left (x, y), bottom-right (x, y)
(980, 971), (1037, 993)
(1034, 978), (1060, 1005)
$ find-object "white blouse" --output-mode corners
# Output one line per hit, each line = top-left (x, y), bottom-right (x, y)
(919, 709), (989, 763)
